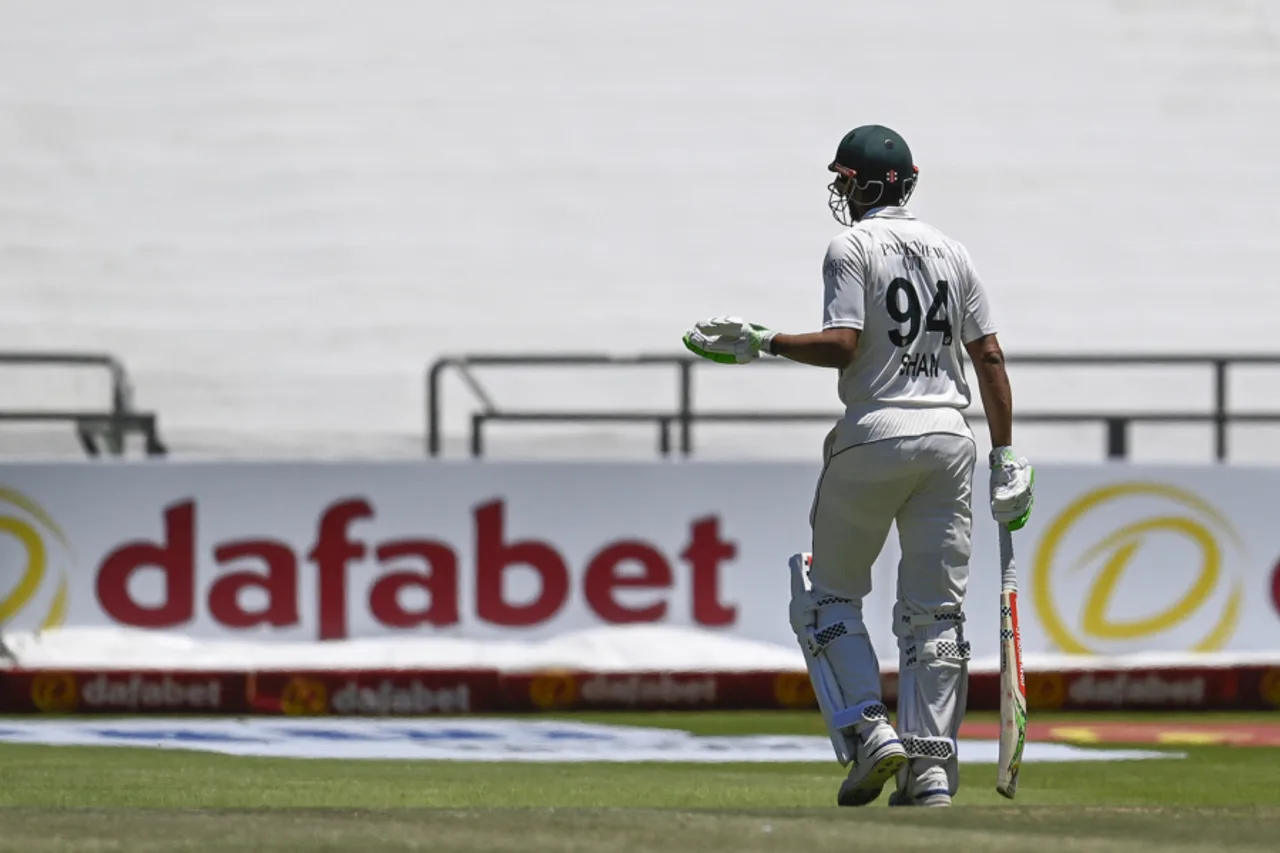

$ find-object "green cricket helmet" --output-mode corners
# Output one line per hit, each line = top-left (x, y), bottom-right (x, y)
(827, 125), (919, 226)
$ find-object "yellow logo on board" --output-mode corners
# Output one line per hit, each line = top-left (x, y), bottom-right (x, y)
(1033, 483), (1243, 654)
(0, 486), (71, 631)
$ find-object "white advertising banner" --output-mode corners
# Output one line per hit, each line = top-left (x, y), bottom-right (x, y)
(0, 462), (1277, 662)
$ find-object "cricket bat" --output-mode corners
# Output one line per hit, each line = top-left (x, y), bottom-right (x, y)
(996, 524), (1027, 799)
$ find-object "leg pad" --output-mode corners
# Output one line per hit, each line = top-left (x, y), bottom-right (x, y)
(789, 553), (883, 766)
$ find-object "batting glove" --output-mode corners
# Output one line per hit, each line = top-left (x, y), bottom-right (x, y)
(682, 316), (776, 365)
(990, 446), (1035, 531)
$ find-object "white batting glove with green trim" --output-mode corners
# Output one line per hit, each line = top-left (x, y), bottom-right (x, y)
(990, 446), (1035, 531)
(682, 316), (776, 365)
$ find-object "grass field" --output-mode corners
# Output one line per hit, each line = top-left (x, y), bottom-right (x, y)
(1, 711), (1278, 852)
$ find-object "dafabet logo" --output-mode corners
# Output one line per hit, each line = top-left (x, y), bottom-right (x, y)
(0, 487), (71, 630)
(1033, 482), (1244, 654)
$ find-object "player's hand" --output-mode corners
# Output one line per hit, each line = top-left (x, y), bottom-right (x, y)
(989, 447), (1034, 530)
(682, 316), (776, 364)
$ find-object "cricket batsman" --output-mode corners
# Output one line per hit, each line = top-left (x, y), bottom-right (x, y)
(682, 125), (1035, 807)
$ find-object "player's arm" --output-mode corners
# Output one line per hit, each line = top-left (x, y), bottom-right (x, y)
(965, 334), (1012, 447)
(681, 235), (864, 369)
(769, 328), (859, 369)
(960, 255), (1033, 530)
(768, 233), (866, 369)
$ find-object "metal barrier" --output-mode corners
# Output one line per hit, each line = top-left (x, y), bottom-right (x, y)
(0, 351), (166, 457)
(426, 353), (1280, 461)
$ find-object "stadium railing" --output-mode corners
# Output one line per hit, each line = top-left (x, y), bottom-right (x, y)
(426, 353), (1280, 461)
(0, 351), (167, 458)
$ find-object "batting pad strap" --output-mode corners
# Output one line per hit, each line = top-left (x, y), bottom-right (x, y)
(905, 608), (965, 629)
(796, 593), (865, 657)
(805, 616), (865, 656)
(903, 639), (971, 668)
(831, 699), (890, 733)
(901, 735), (956, 762)
(786, 557), (856, 638)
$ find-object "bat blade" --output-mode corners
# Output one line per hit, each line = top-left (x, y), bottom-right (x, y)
(996, 526), (1027, 799)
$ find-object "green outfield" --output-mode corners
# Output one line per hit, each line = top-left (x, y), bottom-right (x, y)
(0, 712), (1277, 852)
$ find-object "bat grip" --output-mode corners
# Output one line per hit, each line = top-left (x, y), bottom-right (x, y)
(998, 524), (1017, 592)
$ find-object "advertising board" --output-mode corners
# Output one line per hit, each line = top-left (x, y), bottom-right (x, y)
(2, 462), (1278, 662)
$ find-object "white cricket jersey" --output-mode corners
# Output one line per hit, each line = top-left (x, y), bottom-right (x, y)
(822, 207), (997, 450)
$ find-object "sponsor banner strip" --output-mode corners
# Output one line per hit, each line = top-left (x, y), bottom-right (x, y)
(1, 669), (248, 714)
(3, 664), (1279, 715)
(246, 669), (500, 715)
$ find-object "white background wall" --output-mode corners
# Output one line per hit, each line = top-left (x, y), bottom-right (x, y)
(1, 1), (1278, 460)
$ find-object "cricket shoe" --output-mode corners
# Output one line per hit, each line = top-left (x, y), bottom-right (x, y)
(888, 766), (953, 808)
(888, 789), (952, 808)
(837, 721), (907, 807)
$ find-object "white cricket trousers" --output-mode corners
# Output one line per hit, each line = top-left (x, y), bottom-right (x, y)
(807, 429), (976, 785)
(808, 431), (976, 622)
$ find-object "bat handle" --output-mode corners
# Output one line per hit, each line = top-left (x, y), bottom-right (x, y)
(998, 524), (1017, 593)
